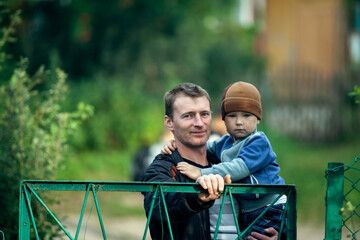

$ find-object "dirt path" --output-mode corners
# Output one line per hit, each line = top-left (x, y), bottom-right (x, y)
(60, 216), (148, 240)
(60, 215), (326, 240)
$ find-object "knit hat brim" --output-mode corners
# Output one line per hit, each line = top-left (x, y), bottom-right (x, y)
(222, 97), (262, 120)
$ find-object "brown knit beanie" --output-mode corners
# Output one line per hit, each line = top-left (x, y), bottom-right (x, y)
(221, 81), (262, 120)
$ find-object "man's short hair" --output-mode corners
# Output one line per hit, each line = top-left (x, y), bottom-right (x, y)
(164, 83), (211, 119)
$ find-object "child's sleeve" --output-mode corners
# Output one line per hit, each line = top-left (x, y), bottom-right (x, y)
(200, 156), (250, 181)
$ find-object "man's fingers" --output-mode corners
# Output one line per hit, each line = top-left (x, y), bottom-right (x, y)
(209, 174), (218, 194)
(216, 174), (224, 192)
(264, 227), (277, 235)
(224, 174), (231, 184)
(249, 232), (267, 240)
(204, 175), (214, 194)
(248, 230), (278, 240)
(197, 175), (214, 194)
(246, 236), (256, 240)
(196, 176), (208, 190)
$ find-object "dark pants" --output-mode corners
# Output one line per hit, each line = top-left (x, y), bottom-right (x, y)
(240, 203), (287, 239)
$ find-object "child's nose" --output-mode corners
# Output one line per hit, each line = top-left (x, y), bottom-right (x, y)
(236, 118), (243, 125)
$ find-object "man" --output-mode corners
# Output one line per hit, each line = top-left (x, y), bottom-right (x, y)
(141, 83), (279, 240)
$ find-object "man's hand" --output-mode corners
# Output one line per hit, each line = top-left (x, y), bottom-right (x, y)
(246, 227), (279, 240)
(196, 174), (231, 202)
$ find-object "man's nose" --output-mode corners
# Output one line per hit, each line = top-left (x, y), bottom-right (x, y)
(193, 114), (204, 127)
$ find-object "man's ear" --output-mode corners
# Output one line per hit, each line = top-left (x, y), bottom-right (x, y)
(164, 115), (174, 131)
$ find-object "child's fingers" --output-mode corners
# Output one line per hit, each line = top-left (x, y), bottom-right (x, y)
(161, 144), (174, 154)
(170, 140), (176, 150)
(176, 162), (188, 168)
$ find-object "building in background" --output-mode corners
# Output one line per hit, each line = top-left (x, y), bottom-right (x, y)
(240, 0), (360, 142)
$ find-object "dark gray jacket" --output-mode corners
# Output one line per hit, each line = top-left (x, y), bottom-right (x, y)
(141, 150), (219, 240)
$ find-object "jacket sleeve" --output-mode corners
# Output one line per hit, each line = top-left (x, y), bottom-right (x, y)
(200, 157), (250, 181)
(141, 157), (213, 223)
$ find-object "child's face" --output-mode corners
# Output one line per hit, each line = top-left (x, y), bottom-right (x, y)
(224, 111), (259, 139)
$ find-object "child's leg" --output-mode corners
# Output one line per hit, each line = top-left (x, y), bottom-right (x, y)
(240, 204), (287, 239)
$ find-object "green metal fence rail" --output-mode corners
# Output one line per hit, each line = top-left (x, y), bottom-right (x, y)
(19, 180), (297, 240)
(325, 157), (360, 240)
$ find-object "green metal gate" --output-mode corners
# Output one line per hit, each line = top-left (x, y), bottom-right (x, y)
(325, 157), (360, 240)
(19, 180), (296, 239)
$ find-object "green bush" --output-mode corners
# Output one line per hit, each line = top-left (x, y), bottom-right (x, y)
(0, 7), (93, 239)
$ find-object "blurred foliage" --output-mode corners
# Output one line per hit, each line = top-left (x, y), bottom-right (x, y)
(349, 85), (360, 103)
(0, 5), (93, 239)
(2, 0), (265, 151)
(63, 77), (165, 151)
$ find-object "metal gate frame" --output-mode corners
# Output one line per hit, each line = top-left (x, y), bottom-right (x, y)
(19, 180), (297, 239)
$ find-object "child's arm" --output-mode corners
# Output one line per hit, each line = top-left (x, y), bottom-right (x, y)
(201, 133), (274, 181)
(176, 162), (201, 180)
(160, 140), (202, 180)
(160, 139), (176, 154)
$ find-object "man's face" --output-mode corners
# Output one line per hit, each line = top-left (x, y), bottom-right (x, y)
(165, 95), (212, 149)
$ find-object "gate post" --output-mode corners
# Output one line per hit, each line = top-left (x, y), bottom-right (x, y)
(18, 183), (31, 240)
(324, 162), (344, 240)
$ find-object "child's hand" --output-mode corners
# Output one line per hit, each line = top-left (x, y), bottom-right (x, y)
(176, 162), (201, 180)
(161, 139), (176, 155)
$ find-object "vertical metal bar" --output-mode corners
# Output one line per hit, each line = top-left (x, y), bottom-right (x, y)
(228, 188), (241, 237)
(159, 185), (174, 240)
(213, 187), (229, 239)
(287, 187), (297, 239)
(23, 185), (40, 240)
(278, 192), (288, 240)
(75, 184), (91, 240)
(325, 162), (344, 240)
(91, 185), (107, 240)
(143, 185), (159, 240)
(19, 183), (31, 240)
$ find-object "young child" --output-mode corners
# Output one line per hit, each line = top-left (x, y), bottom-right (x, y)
(161, 81), (287, 239)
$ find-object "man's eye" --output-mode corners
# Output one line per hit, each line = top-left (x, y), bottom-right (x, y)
(201, 112), (210, 117)
(183, 114), (191, 119)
